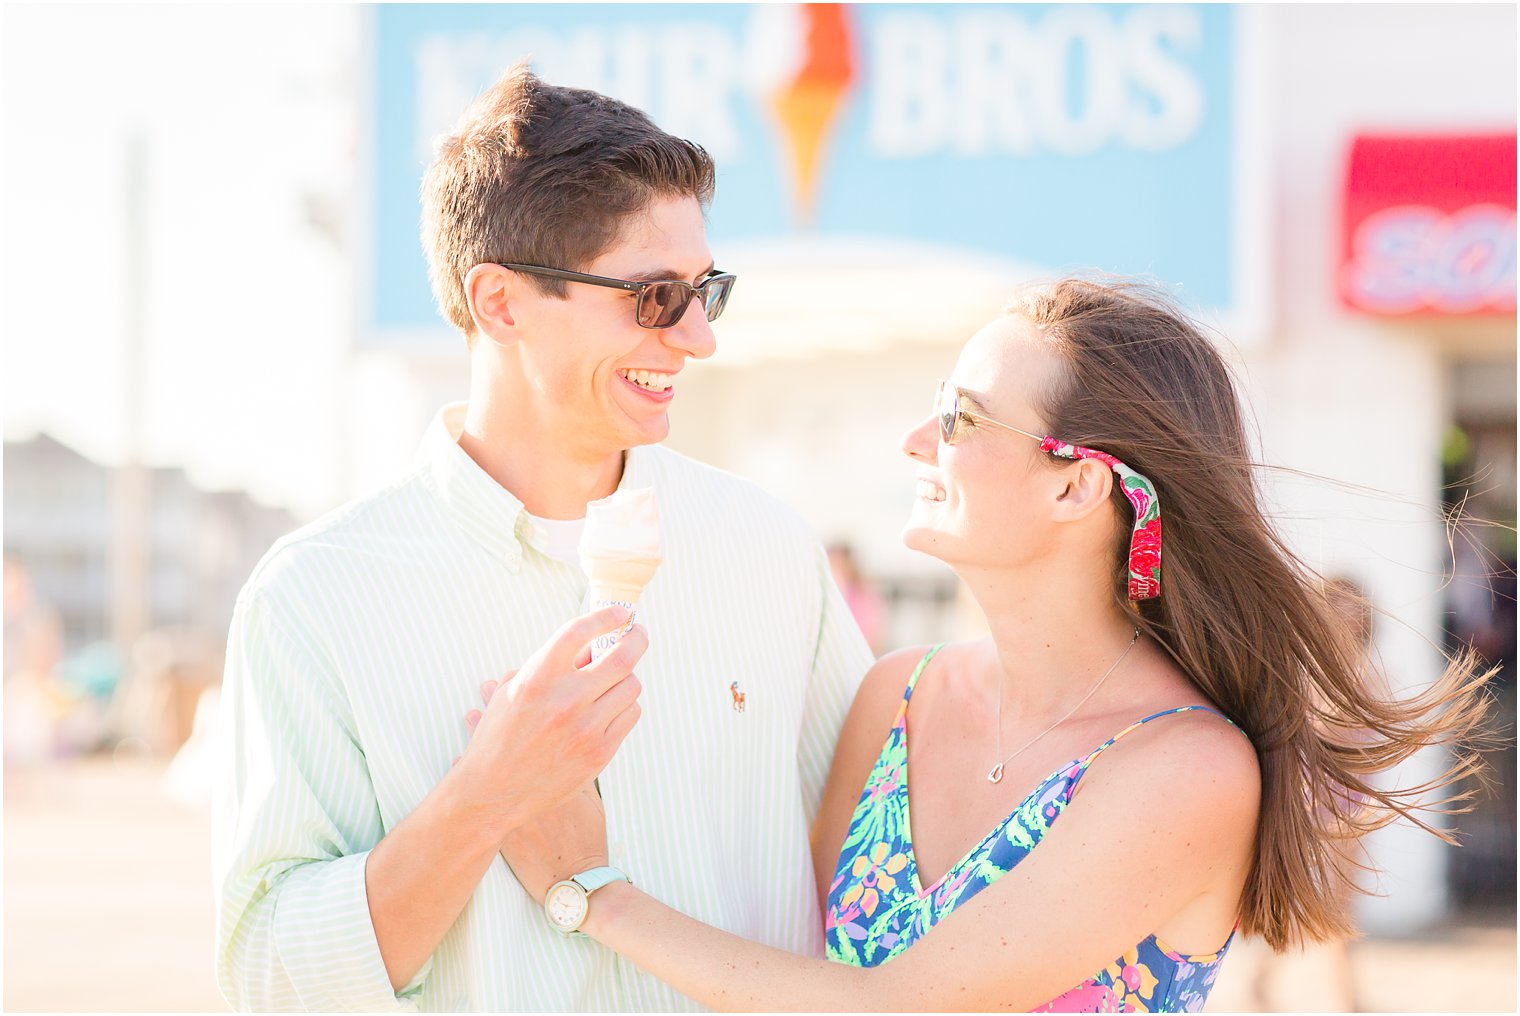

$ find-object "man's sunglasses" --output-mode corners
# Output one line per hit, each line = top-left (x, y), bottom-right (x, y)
(500, 263), (737, 329)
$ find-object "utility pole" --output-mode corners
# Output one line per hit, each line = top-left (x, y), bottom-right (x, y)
(109, 130), (151, 656)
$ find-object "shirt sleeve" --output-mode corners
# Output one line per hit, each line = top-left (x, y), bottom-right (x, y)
(213, 591), (431, 1012)
(796, 545), (876, 825)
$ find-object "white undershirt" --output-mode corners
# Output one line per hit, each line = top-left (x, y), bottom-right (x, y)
(527, 514), (586, 567)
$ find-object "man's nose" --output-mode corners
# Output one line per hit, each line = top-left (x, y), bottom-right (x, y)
(662, 298), (717, 360)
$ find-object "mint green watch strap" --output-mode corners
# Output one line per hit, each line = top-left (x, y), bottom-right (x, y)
(571, 866), (629, 894)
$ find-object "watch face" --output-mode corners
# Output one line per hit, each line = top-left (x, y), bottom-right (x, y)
(546, 883), (587, 931)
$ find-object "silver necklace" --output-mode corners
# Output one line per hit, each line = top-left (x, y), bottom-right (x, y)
(987, 627), (1141, 784)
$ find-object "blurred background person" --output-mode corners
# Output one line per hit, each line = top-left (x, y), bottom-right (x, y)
(3, 550), (66, 766)
(828, 541), (886, 653)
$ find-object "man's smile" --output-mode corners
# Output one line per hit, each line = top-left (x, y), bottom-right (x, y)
(616, 368), (675, 393)
(616, 368), (676, 402)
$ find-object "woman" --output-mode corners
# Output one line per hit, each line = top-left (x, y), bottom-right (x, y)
(475, 278), (1491, 1011)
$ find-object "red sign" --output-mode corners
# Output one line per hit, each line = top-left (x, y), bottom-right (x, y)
(1339, 133), (1516, 316)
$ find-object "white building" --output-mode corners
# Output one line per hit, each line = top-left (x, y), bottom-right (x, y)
(3, 433), (300, 655)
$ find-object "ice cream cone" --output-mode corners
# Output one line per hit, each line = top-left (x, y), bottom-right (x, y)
(773, 81), (848, 227)
(579, 489), (662, 663)
(584, 554), (662, 662)
(766, 3), (854, 227)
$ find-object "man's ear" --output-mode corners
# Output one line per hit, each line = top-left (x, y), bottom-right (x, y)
(464, 263), (519, 347)
(1051, 457), (1115, 522)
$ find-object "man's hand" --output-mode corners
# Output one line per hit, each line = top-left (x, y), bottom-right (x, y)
(450, 606), (645, 843)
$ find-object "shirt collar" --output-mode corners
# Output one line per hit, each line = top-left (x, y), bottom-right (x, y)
(418, 402), (655, 571)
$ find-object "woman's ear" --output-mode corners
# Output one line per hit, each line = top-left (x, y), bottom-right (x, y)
(1052, 457), (1115, 522)
(465, 263), (519, 347)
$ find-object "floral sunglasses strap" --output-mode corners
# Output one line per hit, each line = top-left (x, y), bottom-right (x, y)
(1038, 437), (1162, 601)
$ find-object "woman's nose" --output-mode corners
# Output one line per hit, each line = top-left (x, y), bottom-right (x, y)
(902, 414), (939, 462)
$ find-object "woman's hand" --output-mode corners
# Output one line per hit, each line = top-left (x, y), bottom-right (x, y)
(498, 784), (610, 901)
(466, 678), (612, 901)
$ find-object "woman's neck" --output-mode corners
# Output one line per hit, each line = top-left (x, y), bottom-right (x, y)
(958, 558), (1142, 720)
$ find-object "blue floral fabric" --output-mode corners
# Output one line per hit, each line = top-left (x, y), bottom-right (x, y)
(824, 645), (1240, 1013)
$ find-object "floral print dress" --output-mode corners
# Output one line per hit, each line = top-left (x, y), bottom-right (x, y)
(824, 645), (1242, 1013)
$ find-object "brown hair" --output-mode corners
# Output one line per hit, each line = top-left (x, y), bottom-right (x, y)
(420, 62), (717, 339)
(1010, 276), (1495, 951)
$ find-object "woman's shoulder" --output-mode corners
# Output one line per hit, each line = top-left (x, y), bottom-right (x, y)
(852, 640), (980, 709)
(840, 645), (932, 731)
(812, 645), (947, 861)
(864, 642), (938, 685)
(827, 644), (943, 755)
(1080, 690), (1261, 821)
(834, 641), (979, 744)
(1100, 645), (1256, 762)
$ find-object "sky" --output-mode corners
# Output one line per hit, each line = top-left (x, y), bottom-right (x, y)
(3, 4), (360, 520)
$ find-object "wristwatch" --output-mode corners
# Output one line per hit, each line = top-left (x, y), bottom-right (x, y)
(543, 866), (631, 935)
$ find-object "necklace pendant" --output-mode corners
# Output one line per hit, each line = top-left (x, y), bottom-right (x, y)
(987, 763), (1005, 784)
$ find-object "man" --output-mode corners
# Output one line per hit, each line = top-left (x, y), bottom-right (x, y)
(213, 64), (873, 1011)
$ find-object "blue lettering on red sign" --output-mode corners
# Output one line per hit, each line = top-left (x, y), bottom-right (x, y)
(1341, 204), (1517, 315)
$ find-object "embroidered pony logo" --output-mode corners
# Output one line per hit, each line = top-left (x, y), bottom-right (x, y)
(729, 681), (747, 713)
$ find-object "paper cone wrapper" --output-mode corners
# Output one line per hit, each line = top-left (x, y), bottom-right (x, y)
(584, 554), (661, 663)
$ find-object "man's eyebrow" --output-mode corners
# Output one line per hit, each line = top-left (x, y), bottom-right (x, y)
(626, 263), (716, 284)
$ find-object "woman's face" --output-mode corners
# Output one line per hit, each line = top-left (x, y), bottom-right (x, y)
(901, 315), (1067, 569)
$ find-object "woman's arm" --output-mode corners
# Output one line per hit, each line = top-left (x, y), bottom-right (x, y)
(514, 711), (1260, 1012)
(584, 881), (869, 1011)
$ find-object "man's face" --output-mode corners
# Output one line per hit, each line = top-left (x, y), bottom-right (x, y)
(506, 194), (718, 462)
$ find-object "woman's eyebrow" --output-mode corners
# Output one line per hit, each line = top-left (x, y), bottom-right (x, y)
(960, 389), (992, 413)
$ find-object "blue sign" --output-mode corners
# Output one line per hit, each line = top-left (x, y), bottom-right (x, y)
(368, 4), (1251, 343)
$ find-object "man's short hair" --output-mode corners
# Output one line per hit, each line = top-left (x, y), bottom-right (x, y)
(421, 62), (717, 338)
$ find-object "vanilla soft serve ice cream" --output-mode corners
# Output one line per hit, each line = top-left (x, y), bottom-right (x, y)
(579, 487), (662, 662)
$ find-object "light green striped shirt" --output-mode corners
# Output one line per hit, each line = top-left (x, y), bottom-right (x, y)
(213, 403), (873, 1012)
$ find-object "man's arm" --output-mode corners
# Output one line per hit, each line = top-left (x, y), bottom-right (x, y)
(214, 592), (410, 1011)
(214, 594), (643, 1009)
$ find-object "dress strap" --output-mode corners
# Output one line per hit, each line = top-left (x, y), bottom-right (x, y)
(902, 644), (944, 703)
(1077, 705), (1242, 771)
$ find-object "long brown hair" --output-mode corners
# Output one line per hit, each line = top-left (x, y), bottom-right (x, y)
(1012, 277), (1496, 950)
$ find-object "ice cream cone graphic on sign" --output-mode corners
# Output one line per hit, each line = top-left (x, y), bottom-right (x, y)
(765, 4), (855, 227)
(580, 487), (662, 663)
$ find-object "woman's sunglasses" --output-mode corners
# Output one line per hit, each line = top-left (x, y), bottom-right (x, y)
(500, 263), (736, 329)
(934, 380), (1164, 601)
